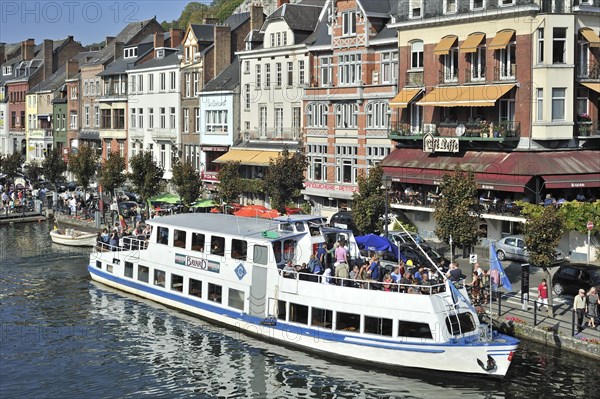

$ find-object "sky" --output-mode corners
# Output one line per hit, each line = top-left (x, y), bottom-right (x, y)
(0, 1), (212, 46)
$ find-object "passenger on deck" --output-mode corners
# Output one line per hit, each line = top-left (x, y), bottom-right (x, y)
(283, 260), (296, 278)
(322, 268), (333, 284)
(382, 273), (393, 292)
(446, 263), (462, 282)
(367, 255), (380, 281)
(391, 266), (402, 283)
(334, 261), (349, 285)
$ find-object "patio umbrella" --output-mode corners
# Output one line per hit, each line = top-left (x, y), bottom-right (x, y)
(210, 207), (221, 213)
(191, 199), (216, 208)
(259, 209), (280, 219)
(234, 207), (264, 217)
(147, 193), (181, 204)
(243, 205), (268, 211)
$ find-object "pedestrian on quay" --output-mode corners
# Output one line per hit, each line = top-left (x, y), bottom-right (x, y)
(537, 279), (549, 312)
(573, 289), (587, 333)
(586, 287), (599, 329)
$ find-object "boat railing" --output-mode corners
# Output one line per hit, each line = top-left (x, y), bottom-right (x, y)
(93, 236), (149, 254)
(279, 269), (450, 294)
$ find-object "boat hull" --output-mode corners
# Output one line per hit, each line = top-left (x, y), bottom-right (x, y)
(88, 264), (519, 377)
(50, 230), (97, 247)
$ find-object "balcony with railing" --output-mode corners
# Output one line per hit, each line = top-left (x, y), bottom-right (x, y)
(494, 64), (517, 82)
(29, 128), (53, 139)
(405, 70), (424, 87)
(576, 60), (600, 80)
(243, 129), (301, 142)
(389, 120), (520, 143)
(576, 120), (599, 137)
(439, 68), (458, 85)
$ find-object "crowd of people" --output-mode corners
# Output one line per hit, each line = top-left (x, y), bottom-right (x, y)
(96, 221), (152, 251)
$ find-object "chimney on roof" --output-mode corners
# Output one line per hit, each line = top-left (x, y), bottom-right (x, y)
(0, 43), (5, 65)
(277, 0), (290, 7)
(169, 28), (183, 48)
(203, 17), (219, 25)
(43, 39), (53, 80)
(213, 25), (231, 78)
(153, 32), (164, 50)
(21, 39), (35, 61)
(113, 41), (124, 60)
(105, 36), (115, 46)
(250, 4), (264, 32)
(66, 59), (79, 80)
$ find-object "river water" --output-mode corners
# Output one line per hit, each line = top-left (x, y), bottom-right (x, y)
(1, 221), (598, 398)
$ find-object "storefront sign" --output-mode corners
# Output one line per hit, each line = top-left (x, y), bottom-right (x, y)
(304, 182), (359, 192)
(423, 133), (459, 153)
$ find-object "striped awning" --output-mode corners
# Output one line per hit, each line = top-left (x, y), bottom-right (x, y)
(433, 35), (458, 55)
(580, 28), (600, 48)
(417, 84), (515, 107)
(460, 33), (486, 53)
(581, 82), (600, 94)
(390, 88), (423, 109)
(488, 29), (515, 51)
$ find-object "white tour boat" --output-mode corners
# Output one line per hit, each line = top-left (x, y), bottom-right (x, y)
(51, 228), (97, 247)
(88, 213), (519, 377)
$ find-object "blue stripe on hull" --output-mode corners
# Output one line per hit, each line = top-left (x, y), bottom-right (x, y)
(88, 265), (519, 352)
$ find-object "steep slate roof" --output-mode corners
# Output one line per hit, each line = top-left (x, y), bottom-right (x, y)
(82, 18), (158, 65)
(190, 24), (216, 43)
(266, 3), (322, 33)
(29, 50), (97, 93)
(203, 57), (240, 92)
(98, 55), (138, 76)
(372, 26), (397, 42)
(360, 0), (401, 15)
(306, 20), (330, 46)
(132, 47), (181, 70)
(224, 12), (251, 31)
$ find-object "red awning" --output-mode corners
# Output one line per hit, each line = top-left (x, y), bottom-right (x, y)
(476, 173), (532, 193)
(383, 167), (446, 186)
(543, 174), (600, 189)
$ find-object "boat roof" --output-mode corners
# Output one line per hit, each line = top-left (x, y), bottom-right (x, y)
(274, 215), (326, 223)
(147, 213), (304, 240)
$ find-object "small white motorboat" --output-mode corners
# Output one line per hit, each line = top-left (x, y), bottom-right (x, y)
(50, 228), (97, 247)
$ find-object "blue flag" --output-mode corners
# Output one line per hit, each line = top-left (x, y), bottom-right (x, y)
(448, 280), (477, 313)
(490, 242), (512, 291)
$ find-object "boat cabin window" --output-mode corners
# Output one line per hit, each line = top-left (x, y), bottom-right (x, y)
(208, 283), (222, 303)
(398, 320), (433, 339)
(107, 264), (113, 273)
(311, 307), (333, 329)
(279, 223), (294, 232)
(96, 261), (101, 269)
(308, 222), (321, 236)
(189, 278), (202, 298)
(154, 269), (166, 287)
(273, 240), (297, 264)
(174, 230), (186, 249)
(210, 236), (225, 256)
(336, 312), (360, 332)
(289, 303), (309, 325)
(171, 274), (183, 292)
(228, 288), (244, 310)
(231, 239), (248, 261)
(138, 265), (149, 283)
(157, 226), (169, 245)
(191, 233), (205, 252)
(124, 262), (134, 278)
(277, 300), (287, 320)
(295, 222), (305, 232)
(445, 313), (476, 336)
(364, 316), (393, 337)
(254, 245), (268, 265)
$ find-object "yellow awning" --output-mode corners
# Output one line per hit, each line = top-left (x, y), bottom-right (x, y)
(581, 82), (600, 94)
(460, 33), (486, 53)
(433, 35), (458, 55)
(417, 84), (516, 107)
(488, 29), (515, 51)
(245, 151), (283, 166)
(214, 149), (262, 164)
(581, 28), (600, 48)
(390, 88), (422, 109)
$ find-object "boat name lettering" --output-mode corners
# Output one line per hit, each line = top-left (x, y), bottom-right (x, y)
(175, 253), (220, 273)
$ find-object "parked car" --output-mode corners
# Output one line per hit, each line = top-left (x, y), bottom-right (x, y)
(118, 201), (140, 217)
(552, 263), (600, 296)
(329, 211), (359, 235)
(387, 231), (425, 246)
(495, 235), (565, 264)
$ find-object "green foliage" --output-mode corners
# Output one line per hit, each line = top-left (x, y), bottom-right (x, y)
(433, 167), (480, 248)
(264, 147), (308, 213)
(172, 160), (203, 207)
(239, 178), (264, 194)
(1, 152), (23, 181)
(216, 161), (242, 204)
(213, 0), (245, 21)
(518, 200), (600, 236)
(128, 151), (165, 205)
(523, 206), (565, 269)
(352, 165), (385, 235)
(42, 148), (67, 189)
(67, 144), (97, 190)
(392, 220), (418, 233)
(300, 201), (312, 215)
(99, 151), (127, 196)
(25, 160), (43, 182)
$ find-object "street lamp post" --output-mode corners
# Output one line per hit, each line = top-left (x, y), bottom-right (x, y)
(382, 174), (392, 240)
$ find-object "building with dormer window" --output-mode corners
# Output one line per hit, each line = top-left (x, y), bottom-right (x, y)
(302, 0), (398, 217)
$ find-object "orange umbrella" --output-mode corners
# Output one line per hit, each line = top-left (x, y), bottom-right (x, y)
(259, 209), (280, 219)
(210, 207), (221, 213)
(243, 205), (268, 211)
(234, 207), (264, 217)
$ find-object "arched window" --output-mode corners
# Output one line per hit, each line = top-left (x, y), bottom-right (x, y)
(306, 103), (328, 128)
(334, 103), (358, 128)
(366, 102), (391, 128)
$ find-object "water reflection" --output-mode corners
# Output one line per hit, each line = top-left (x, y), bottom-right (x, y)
(1, 222), (599, 398)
